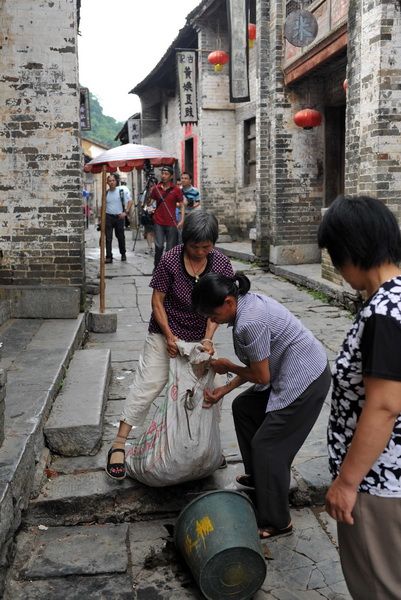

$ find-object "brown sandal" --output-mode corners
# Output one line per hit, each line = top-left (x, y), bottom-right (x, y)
(259, 524), (293, 540)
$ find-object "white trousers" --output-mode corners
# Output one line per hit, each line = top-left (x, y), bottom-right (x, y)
(121, 333), (170, 427)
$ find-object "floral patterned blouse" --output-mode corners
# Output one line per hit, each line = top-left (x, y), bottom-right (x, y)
(329, 276), (401, 496)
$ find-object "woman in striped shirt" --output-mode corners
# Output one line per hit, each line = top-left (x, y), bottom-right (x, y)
(192, 272), (330, 539)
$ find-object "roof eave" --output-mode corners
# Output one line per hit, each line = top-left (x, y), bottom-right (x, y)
(129, 24), (197, 95)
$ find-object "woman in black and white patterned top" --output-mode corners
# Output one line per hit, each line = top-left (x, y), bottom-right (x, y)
(318, 195), (401, 600)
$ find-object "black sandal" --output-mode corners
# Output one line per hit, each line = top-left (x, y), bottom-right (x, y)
(106, 447), (126, 480)
(235, 474), (255, 489)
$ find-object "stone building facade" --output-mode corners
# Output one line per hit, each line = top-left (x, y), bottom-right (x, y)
(257, 0), (401, 270)
(127, 0), (401, 271)
(0, 0), (84, 318)
(345, 0), (401, 221)
(130, 0), (258, 239)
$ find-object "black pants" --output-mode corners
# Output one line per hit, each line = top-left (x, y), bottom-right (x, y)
(232, 364), (331, 529)
(106, 213), (126, 258)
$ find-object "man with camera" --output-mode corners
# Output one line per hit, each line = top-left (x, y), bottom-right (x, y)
(148, 166), (184, 269)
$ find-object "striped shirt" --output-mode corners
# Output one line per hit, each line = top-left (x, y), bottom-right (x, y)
(232, 293), (327, 412)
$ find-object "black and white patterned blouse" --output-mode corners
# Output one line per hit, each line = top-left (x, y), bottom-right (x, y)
(329, 276), (401, 496)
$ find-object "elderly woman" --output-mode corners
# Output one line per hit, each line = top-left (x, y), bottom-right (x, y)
(192, 272), (330, 539)
(318, 195), (401, 600)
(106, 211), (234, 479)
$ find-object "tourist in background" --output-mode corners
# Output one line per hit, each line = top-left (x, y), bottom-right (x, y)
(181, 171), (201, 214)
(148, 166), (184, 269)
(105, 173), (131, 263)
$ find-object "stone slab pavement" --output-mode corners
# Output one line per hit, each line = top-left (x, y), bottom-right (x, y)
(4, 227), (353, 598)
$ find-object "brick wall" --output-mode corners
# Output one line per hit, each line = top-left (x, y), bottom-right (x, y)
(0, 0), (83, 315)
(234, 44), (258, 238)
(256, 0), (325, 264)
(346, 0), (401, 224)
(197, 24), (236, 232)
(0, 369), (5, 447)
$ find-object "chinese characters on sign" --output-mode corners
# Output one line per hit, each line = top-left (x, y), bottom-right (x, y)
(79, 87), (91, 131)
(284, 9), (318, 48)
(176, 51), (198, 124)
(226, 0), (250, 103)
(127, 117), (142, 144)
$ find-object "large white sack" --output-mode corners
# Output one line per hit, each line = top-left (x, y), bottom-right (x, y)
(125, 341), (222, 487)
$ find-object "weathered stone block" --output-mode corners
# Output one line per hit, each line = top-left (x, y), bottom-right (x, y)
(88, 310), (117, 333)
(0, 286), (81, 319)
(44, 348), (111, 456)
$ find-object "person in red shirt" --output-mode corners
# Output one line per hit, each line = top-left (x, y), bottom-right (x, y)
(148, 166), (184, 268)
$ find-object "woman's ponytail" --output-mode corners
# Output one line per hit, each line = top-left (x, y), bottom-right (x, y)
(234, 272), (251, 295)
(192, 271), (251, 314)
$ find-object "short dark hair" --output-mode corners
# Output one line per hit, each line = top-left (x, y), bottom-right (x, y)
(192, 272), (250, 315)
(107, 173), (120, 183)
(181, 171), (193, 180)
(318, 195), (401, 269)
(182, 211), (219, 245)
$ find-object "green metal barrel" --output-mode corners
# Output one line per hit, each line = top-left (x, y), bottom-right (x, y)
(175, 490), (266, 600)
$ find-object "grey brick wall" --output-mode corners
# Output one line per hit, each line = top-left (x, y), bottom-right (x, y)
(0, 0), (84, 301)
(0, 369), (5, 447)
(345, 0), (401, 223)
(255, 0), (324, 264)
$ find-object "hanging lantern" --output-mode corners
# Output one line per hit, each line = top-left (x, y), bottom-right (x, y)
(343, 78), (348, 92)
(293, 108), (322, 130)
(248, 23), (257, 48)
(207, 50), (229, 72)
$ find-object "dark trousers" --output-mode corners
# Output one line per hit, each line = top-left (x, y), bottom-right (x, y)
(106, 213), (126, 258)
(232, 364), (331, 529)
(154, 223), (178, 268)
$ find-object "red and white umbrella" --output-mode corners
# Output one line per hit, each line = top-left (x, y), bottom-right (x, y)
(84, 143), (176, 173)
(84, 143), (176, 313)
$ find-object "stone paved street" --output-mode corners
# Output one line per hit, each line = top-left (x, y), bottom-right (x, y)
(3, 228), (353, 599)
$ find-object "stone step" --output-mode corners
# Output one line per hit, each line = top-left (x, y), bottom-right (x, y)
(0, 314), (86, 587)
(44, 348), (111, 457)
(24, 459), (316, 527)
(26, 461), (250, 526)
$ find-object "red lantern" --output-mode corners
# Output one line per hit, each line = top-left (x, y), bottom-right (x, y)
(207, 50), (229, 73)
(248, 23), (256, 48)
(343, 78), (348, 92)
(293, 108), (322, 130)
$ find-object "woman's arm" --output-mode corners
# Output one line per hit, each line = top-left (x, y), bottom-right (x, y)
(204, 374), (247, 406)
(151, 289), (178, 357)
(326, 376), (401, 524)
(201, 319), (219, 355)
(210, 357), (270, 386)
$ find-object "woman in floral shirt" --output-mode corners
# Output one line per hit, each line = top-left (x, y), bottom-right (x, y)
(318, 195), (401, 600)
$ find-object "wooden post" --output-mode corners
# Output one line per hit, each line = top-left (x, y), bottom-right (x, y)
(99, 165), (107, 313)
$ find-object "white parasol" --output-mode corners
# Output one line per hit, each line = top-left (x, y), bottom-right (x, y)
(84, 144), (176, 313)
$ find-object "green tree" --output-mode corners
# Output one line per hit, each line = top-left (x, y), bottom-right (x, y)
(83, 91), (123, 148)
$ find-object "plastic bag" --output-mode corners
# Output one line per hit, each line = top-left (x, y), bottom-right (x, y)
(125, 341), (222, 487)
